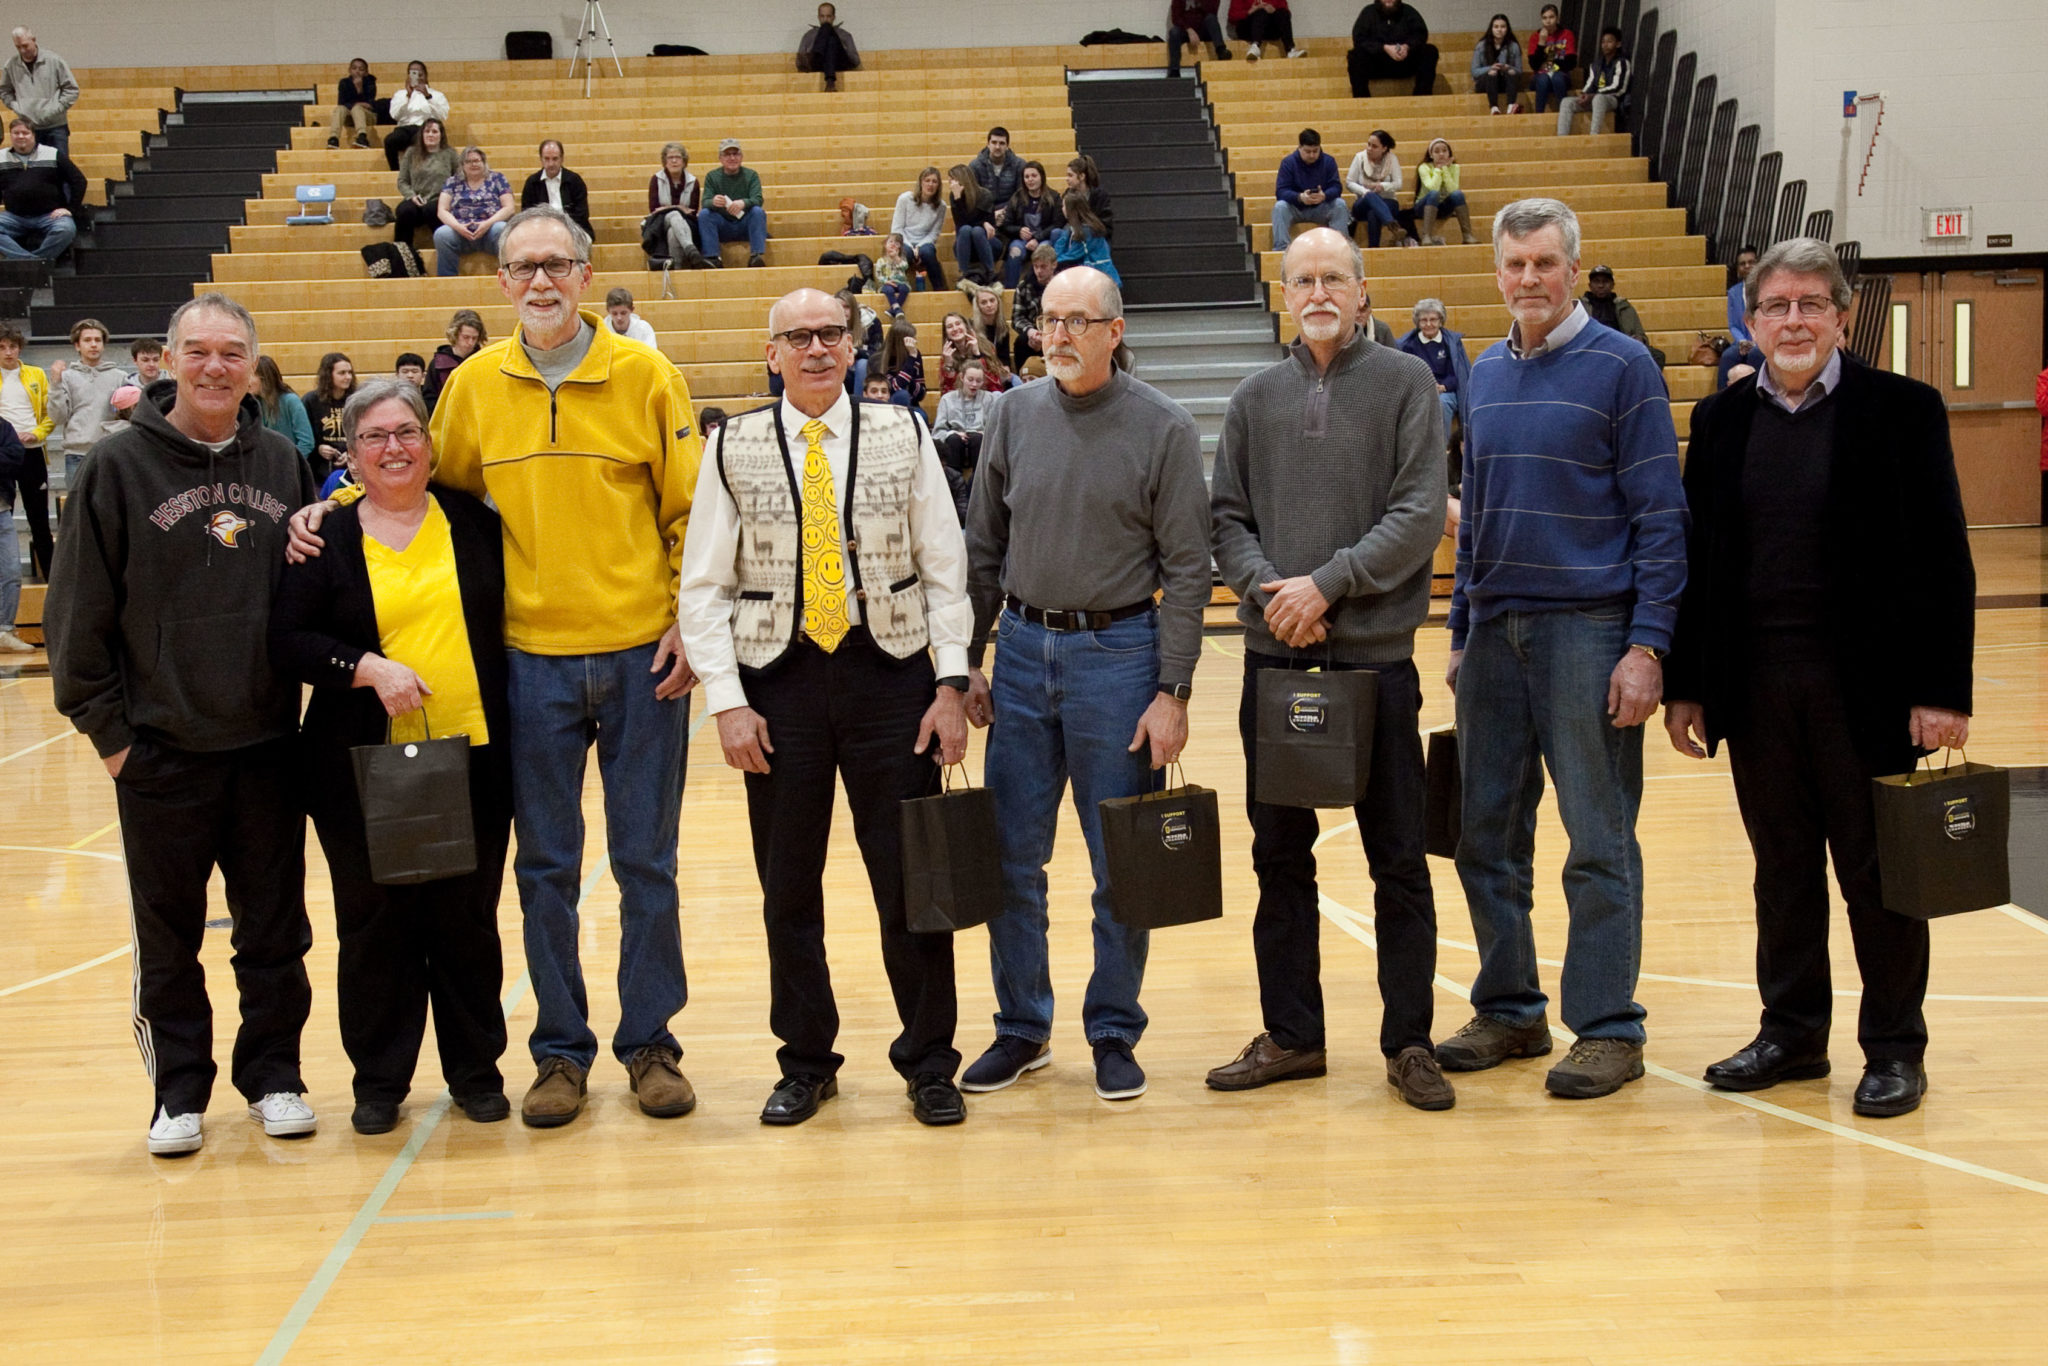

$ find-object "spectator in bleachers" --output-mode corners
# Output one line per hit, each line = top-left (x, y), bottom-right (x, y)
(605, 287), (659, 348)
(1415, 137), (1476, 245)
(1396, 296), (1468, 453)
(933, 357), (996, 523)
(837, 287), (879, 396)
(875, 233), (913, 315)
(1348, 0), (1439, 98)
(971, 128), (1027, 217)
(963, 284), (1015, 376)
(383, 61), (449, 172)
(326, 58), (377, 149)
(948, 164), (999, 287)
(1000, 161), (1063, 289)
(1272, 129), (1352, 248)
(425, 310), (486, 412)
(1556, 26), (1627, 136)
(938, 312), (996, 394)
(646, 142), (708, 269)
(0, 320), (51, 579)
(1726, 243), (1759, 343)
(1012, 242), (1058, 365)
(1472, 14), (1523, 114)
(703, 139), (769, 269)
(796, 3), (860, 92)
(1717, 338), (1759, 391)
(521, 140), (593, 241)
(1167, 0), (1234, 78)
(253, 355), (315, 461)
(395, 352), (427, 388)
(48, 318), (125, 486)
(1065, 156), (1114, 240)
(1230, 0), (1307, 61)
(0, 116), (84, 263)
(0, 412), (25, 651)
(303, 352), (358, 479)
(883, 318), (926, 407)
(434, 146), (515, 278)
(698, 406), (728, 438)
(890, 167), (950, 292)
(862, 374), (892, 403)
(391, 117), (456, 246)
(1344, 129), (1413, 249)
(1053, 190), (1121, 286)
(104, 338), (165, 438)
(1526, 5), (1576, 115)
(1, 28), (76, 161)
(1581, 264), (1666, 371)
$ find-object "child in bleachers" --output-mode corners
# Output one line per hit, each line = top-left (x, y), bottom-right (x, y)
(875, 233), (913, 316)
(1416, 138), (1476, 245)
(883, 319), (926, 408)
(1052, 191), (1121, 285)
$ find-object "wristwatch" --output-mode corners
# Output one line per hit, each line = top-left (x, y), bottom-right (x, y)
(936, 675), (970, 693)
(1631, 644), (1664, 662)
(1160, 683), (1193, 702)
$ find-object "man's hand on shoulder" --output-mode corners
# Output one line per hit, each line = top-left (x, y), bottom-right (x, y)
(286, 499), (337, 564)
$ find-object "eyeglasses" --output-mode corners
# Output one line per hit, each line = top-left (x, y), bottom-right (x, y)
(352, 424), (427, 449)
(1755, 296), (1837, 320)
(1282, 272), (1361, 294)
(502, 256), (582, 282)
(1039, 315), (1114, 337)
(774, 325), (851, 349)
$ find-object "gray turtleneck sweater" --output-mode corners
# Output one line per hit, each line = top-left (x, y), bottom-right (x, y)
(965, 368), (1210, 688)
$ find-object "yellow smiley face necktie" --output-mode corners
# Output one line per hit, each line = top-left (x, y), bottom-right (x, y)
(799, 418), (850, 652)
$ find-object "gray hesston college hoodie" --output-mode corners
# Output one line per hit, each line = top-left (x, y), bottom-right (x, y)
(46, 381), (317, 758)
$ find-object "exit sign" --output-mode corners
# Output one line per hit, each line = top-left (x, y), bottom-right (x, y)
(1925, 208), (1971, 240)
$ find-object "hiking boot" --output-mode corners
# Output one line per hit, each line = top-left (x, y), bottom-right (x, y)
(1386, 1045), (1456, 1110)
(1544, 1039), (1645, 1098)
(522, 1057), (588, 1128)
(627, 1046), (697, 1118)
(1435, 1013), (1553, 1071)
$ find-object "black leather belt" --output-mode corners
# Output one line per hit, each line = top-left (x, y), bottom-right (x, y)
(1004, 594), (1153, 632)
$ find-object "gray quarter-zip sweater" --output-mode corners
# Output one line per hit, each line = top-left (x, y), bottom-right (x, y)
(1210, 326), (1446, 662)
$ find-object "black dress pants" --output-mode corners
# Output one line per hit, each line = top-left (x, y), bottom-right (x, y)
(309, 751), (511, 1104)
(113, 735), (312, 1118)
(811, 27), (856, 80)
(383, 124), (420, 171)
(741, 635), (960, 1081)
(1233, 10), (1296, 49)
(1348, 43), (1441, 96)
(392, 198), (437, 245)
(18, 445), (52, 577)
(1239, 653), (1438, 1056)
(1725, 658), (1929, 1063)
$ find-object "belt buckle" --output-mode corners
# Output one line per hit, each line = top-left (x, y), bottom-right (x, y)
(1044, 608), (1076, 631)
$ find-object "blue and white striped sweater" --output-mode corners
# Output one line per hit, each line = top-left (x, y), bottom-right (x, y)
(1449, 316), (1688, 650)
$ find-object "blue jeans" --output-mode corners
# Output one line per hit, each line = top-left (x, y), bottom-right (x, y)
(1436, 389), (1459, 441)
(506, 641), (691, 1069)
(0, 209), (77, 261)
(1271, 196), (1351, 246)
(433, 220), (507, 276)
(1530, 69), (1571, 113)
(0, 508), (18, 630)
(1001, 235), (1044, 288)
(1417, 189), (1466, 212)
(1352, 192), (1398, 246)
(1453, 608), (1647, 1042)
(36, 124), (68, 160)
(954, 223), (996, 279)
(880, 280), (909, 313)
(704, 204), (768, 256)
(983, 608), (1162, 1047)
(910, 241), (947, 290)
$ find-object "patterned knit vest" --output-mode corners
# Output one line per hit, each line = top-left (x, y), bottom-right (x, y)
(715, 401), (930, 670)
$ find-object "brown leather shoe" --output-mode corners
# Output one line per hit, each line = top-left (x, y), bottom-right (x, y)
(627, 1046), (697, 1118)
(1205, 1032), (1328, 1091)
(1386, 1045), (1456, 1110)
(521, 1056), (588, 1128)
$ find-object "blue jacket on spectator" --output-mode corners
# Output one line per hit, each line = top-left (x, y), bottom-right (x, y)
(1396, 326), (1471, 398)
(1275, 149), (1343, 207)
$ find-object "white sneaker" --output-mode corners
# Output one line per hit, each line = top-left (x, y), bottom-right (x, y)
(1246, 43), (1262, 61)
(148, 1107), (203, 1155)
(0, 630), (33, 653)
(1286, 47), (1308, 58)
(248, 1091), (318, 1137)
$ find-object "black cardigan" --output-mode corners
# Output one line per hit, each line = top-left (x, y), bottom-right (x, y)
(269, 486), (511, 789)
(1664, 353), (1975, 764)
(520, 167), (593, 236)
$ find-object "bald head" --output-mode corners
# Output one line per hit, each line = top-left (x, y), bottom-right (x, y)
(767, 287), (842, 339)
(1041, 265), (1120, 322)
(1280, 227), (1363, 285)
(1279, 227), (1369, 347)
(1040, 267), (1125, 396)
(766, 287), (855, 417)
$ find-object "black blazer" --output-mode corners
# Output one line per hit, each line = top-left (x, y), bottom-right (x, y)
(1664, 352), (1975, 764)
(269, 486), (511, 802)
(520, 167), (592, 235)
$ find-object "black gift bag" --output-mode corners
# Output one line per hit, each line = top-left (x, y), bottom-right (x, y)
(1872, 754), (2011, 919)
(1424, 726), (1461, 859)
(1100, 765), (1224, 929)
(900, 764), (1005, 933)
(350, 722), (476, 886)
(1254, 668), (1376, 808)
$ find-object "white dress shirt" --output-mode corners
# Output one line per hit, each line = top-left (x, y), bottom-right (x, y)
(677, 390), (973, 715)
(539, 170), (564, 210)
(1507, 301), (1590, 359)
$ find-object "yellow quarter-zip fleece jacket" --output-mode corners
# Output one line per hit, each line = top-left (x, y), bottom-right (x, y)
(427, 312), (701, 654)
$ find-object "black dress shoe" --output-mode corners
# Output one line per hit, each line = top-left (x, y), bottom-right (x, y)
(908, 1073), (966, 1126)
(351, 1101), (400, 1134)
(1853, 1059), (1927, 1117)
(761, 1074), (838, 1126)
(1703, 1038), (1830, 1092)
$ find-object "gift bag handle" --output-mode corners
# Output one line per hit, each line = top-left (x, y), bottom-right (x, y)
(383, 705), (434, 746)
(1904, 746), (1967, 786)
(940, 760), (977, 792)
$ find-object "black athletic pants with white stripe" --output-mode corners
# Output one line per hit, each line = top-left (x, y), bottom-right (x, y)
(114, 735), (312, 1119)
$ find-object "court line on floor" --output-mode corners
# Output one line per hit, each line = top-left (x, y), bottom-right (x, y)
(0, 945), (133, 999)
(2001, 906), (2048, 938)
(256, 858), (600, 1365)
(69, 818), (121, 849)
(0, 728), (79, 766)
(371, 1211), (514, 1225)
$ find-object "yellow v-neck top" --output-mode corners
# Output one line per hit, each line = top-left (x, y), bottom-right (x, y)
(362, 497), (490, 746)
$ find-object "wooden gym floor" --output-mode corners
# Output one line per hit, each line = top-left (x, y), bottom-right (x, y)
(2, 529), (2044, 1364)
